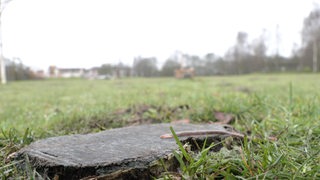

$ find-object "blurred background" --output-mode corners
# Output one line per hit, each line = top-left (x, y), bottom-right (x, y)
(0, 0), (320, 82)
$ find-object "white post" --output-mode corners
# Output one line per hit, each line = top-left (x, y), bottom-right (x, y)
(0, 0), (6, 84)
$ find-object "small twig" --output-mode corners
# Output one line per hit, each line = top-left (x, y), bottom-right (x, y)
(160, 130), (277, 141)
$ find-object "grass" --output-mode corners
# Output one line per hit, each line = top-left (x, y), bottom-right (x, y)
(1, 74), (320, 179)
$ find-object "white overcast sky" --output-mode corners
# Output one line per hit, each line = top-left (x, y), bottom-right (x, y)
(1, 0), (319, 70)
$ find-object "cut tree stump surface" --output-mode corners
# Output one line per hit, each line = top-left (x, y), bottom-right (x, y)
(16, 123), (230, 179)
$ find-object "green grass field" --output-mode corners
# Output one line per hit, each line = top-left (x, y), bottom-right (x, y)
(1, 74), (320, 178)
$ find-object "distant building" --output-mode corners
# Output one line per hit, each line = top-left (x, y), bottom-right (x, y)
(48, 66), (104, 79)
(83, 67), (99, 79)
(48, 66), (84, 78)
(58, 68), (84, 78)
(49, 66), (59, 77)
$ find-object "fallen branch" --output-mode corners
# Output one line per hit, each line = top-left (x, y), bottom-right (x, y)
(160, 130), (277, 141)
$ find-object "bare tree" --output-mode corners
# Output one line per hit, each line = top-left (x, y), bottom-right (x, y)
(302, 7), (320, 72)
(160, 58), (180, 77)
(233, 31), (249, 74)
(133, 57), (158, 77)
(0, 0), (13, 84)
(251, 30), (268, 71)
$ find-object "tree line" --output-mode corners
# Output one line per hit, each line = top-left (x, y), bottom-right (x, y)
(2, 7), (320, 80)
(99, 7), (320, 77)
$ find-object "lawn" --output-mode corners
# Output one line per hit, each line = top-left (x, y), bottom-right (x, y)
(1, 74), (320, 178)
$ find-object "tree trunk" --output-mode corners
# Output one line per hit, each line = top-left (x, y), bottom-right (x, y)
(313, 40), (318, 73)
